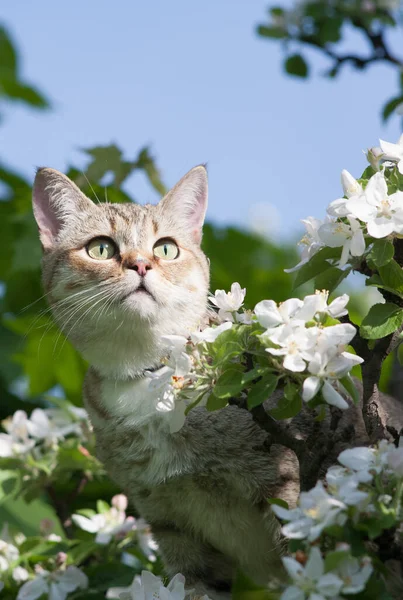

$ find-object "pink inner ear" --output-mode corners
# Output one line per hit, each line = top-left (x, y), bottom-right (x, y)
(33, 174), (64, 250)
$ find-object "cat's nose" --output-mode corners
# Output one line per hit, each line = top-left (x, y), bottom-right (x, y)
(128, 259), (152, 277)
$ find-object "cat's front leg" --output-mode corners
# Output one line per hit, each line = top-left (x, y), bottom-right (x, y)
(151, 524), (234, 600)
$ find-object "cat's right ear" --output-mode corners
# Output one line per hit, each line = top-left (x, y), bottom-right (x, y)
(32, 168), (94, 250)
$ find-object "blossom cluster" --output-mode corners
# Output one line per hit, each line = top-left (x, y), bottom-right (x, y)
(72, 494), (158, 561)
(273, 438), (403, 599)
(0, 523), (89, 600)
(288, 134), (403, 272)
(0, 493), (159, 600)
(0, 405), (89, 458)
(255, 291), (363, 409)
(145, 284), (362, 434)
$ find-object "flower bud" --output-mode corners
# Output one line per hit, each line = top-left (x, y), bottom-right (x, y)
(111, 494), (128, 512)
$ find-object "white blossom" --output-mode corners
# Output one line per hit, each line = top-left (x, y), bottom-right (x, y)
(136, 518), (159, 562)
(26, 408), (82, 443)
(365, 146), (383, 171)
(0, 538), (19, 572)
(387, 437), (403, 476)
(303, 351), (363, 409)
(272, 481), (346, 542)
(327, 170), (363, 217)
(0, 411), (35, 457)
(347, 171), (403, 238)
(155, 386), (187, 434)
(161, 335), (192, 377)
(190, 321), (232, 344)
(336, 556), (373, 594)
(72, 496), (135, 545)
(13, 566), (29, 583)
(254, 298), (303, 334)
(118, 570), (187, 600)
(211, 282), (246, 321)
(318, 216), (365, 267)
(266, 325), (318, 373)
(337, 442), (394, 483)
(16, 566), (88, 600)
(326, 466), (370, 507)
(297, 291), (349, 322)
(379, 134), (403, 174)
(285, 217), (325, 273)
(281, 547), (343, 600)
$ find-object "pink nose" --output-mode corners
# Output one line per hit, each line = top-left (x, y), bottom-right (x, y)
(130, 259), (152, 277)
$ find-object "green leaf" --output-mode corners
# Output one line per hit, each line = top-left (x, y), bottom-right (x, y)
(206, 393), (228, 411)
(339, 375), (359, 404)
(269, 381), (302, 419)
(397, 343), (403, 365)
(284, 54), (309, 78)
(368, 239), (394, 267)
(324, 550), (348, 572)
(382, 95), (403, 122)
(267, 497), (288, 509)
(360, 303), (403, 339)
(247, 374), (278, 409)
(0, 27), (17, 76)
(256, 25), (287, 39)
(293, 247), (341, 289)
(379, 259), (403, 294)
(214, 369), (244, 399)
(314, 266), (350, 294)
(96, 499), (110, 514)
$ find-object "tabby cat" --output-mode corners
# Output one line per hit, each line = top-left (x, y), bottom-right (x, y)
(32, 166), (401, 599)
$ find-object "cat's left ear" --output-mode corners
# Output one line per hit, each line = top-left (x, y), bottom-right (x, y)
(160, 165), (208, 244)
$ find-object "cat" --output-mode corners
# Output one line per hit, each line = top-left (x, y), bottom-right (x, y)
(32, 166), (402, 599)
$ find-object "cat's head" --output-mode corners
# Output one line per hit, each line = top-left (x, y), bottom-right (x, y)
(32, 166), (209, 378)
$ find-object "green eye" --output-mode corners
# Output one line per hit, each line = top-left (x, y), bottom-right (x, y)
(87, 238), (116, 260)
(153, 239), (179, 260)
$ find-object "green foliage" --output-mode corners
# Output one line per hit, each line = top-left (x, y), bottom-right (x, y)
(284, 54), (309, 78)
(360, 302), (403, 339)
(0, 26), (49, 118)
(257, 0), (403, 121)
(367, 239), (394, 268)
(293, 247), (341, 289)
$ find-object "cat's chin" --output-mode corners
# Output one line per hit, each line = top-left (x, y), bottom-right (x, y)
(120, 289), (159, 319)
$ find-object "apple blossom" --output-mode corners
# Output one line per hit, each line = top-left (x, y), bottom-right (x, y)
(72, 497), (135, 544)
(118, 570), (187, 600)
(0, 537), (19, 572)
(272, 481), (346, 542)
(296, 290), (349, 322)
(387, 438), (403, 476)
(347, 171), (403, 238)
(254, 298), (303, 334)
(281, 547), (343, 600)
(365, 146), (384, 171)
(336, 556), (373, 594)
(318, 216), (365, 267)
(284, 217), (325, 273)
(327, 170), (364, 217)
(190, 321), (232, 344)
(210, 282), (246, 322)
(266, 325), (318, 372)
(302, 351), (363, 409)
(13, 566), (29, 583)
(16, 566), (88, 600)
(380, 133), (403, 174)
(0, 411), (35, 457)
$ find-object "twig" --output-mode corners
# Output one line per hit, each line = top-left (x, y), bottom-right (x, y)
(45, 475), (89, 539)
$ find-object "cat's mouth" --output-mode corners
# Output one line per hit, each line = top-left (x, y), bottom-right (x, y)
(121, 283), (155, 302)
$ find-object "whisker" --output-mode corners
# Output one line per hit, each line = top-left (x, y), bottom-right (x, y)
(82, 171), (101, 204)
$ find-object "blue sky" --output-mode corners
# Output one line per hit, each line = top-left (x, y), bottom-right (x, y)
(1, 0), (402, 240)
